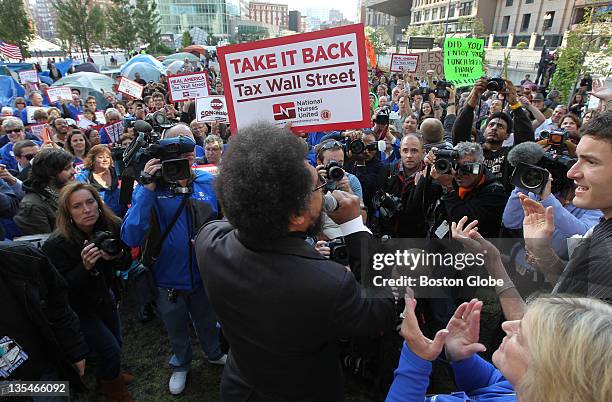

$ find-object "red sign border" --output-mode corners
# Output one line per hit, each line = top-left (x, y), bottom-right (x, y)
(217, 23), (371, 134)
(389, 53), (420, 73)
(45, 86), (72, 103)
(166, 71), (212, 103)
(117, 76), (144, 100)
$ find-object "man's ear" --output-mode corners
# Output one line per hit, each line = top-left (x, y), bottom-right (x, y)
(288, 213), (305, 231)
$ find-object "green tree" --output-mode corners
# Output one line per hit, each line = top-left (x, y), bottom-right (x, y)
(550, 8), (611, 103)
(365, 26), (391, 55)
(107, 0), (138, 52)
(0, 0), (34, 58)
(133, 0), (161, 53)
(181, 31), (192, 48)
(53, 0), (105, 58)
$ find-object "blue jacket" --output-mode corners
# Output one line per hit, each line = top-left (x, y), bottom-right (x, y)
(502, 188), (602, 259)
(75, 169), (127, 218)
(387, 342), (516, 401)
(0, 143), (18, 171)
(120, 170), (218, 290)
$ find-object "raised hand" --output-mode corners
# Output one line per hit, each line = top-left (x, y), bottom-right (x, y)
(519, 194), (554, 253)
(400, 296), (449, 361)
(444, 299), (487, 362)
(451, 216), (500, 260)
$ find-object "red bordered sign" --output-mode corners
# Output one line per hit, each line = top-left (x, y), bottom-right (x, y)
(117, 77), (144, 99)
(217, 23), (370, 134)
(389, 54), (420, 73)
(166, 71), (211, 103)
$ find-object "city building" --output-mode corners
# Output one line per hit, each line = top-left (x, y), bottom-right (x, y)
(30, 0), (57, 41)
(363, 0), (410, 43)
(156, 0), (241, 38)
(492, 0), (578, 49)
(329, 9), (344, 22)
(409, 0), (496, 37)
(249, 1), (289, 29)
(288, 10), (303, 32)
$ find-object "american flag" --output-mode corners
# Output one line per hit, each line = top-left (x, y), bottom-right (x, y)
(0, 41), (23, 60)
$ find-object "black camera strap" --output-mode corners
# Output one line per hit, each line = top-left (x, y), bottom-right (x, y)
(144, 194), (189, 268)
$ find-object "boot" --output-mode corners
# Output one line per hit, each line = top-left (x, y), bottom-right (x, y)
(100, 375), (134, 402)
(97, 372), (135, 393)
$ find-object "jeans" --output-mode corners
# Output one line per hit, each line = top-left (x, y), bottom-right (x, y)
(31, 371), (70, 402)
(78, 309), (122, 381)
(156, 285), (222, 372)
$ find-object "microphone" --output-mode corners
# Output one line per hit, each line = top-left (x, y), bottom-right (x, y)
(323, 193), (339, 213)
(507, 142), (544, 167)
(134, 120), (153, 134)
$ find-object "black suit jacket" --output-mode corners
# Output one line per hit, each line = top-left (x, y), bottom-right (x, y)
(195, 220), (395, 402)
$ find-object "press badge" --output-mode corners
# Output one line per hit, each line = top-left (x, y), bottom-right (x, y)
(435, 220), (450, 239)
(0, 336), (29, 378)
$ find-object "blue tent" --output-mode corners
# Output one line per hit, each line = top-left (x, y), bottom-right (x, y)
(37, 72), (54, 85)
(55, 59), (74, 76)
(0, 75), (26, 108)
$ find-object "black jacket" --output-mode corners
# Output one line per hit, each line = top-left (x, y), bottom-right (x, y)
(452, 104), (535, 194)
(14, 180), (58, 235)
(0, 241), (88, 387)
(195, 220), (395, 402)
(42, 224), (131, 319)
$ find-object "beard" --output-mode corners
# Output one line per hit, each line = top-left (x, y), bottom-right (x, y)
(305, 211), (325, 237)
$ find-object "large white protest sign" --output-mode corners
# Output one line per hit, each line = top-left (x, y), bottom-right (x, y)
(167, 72), (210, 102)
(18, 70), (39, 84)
(196, 96), (229, 122)
(46, 86), (73, 103)
(117, 77), (144, 99)
(389, 54), (419, 73)
(218, 23), (370, 132)
(25, 106), (50, 124)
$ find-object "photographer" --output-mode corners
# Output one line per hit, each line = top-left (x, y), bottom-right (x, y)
(120, 124), (225, 395)
(194, 122), (395, 401)
(377, 134), (426, 237)
(42, 183), (133, 401)
(453, 77), (535, 194)
(315, 138), (364, 238)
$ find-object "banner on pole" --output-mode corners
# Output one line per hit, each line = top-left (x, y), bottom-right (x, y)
(217, 23), (370, 133)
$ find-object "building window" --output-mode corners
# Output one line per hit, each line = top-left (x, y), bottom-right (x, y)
(463, 1), (472, 15)
(501, 15), (510, 33)
(439, 6), (446, 19)
(543, 11), (555, 30)
(432, 8), (438, 19)
(526, 0), (533, 3)
(448, 5), (455, 18)
(505, 0), (513, 6)
(424, 9), (430, 20)
(521, 14), (531, 31)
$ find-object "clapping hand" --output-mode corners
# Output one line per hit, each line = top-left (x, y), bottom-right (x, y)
(444, 299), (487, 362)
(400, 296), (449, 361)
(519, 194), (554, 254)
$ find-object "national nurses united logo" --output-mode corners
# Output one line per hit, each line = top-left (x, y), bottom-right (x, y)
(320, 109), (331, 120)
(272, 102), (296, 120)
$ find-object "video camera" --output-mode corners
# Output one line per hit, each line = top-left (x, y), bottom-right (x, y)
(372, 190), (403, 220)
(433, 80), (452, 99)
(145, 110), (175, 133)
(119, 120), (195, 204)
(510, 152), (576, 196)
(540, 128), (570, 150)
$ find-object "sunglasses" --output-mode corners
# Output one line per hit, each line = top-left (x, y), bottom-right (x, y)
(455, 162), (483, 175)
(5, 128), (23, 134)
(20, 153), (37, 161)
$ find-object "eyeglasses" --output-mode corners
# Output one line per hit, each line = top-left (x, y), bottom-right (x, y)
(205, 147), (221, 152)
(20, 153), (36, 161)
(313, 174), (328, 192)
(5, 128), (23, 134)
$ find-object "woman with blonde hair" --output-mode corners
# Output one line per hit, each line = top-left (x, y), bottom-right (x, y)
(76, 144), (125, 217)
(387, 296), (612, 401)
(42, 183), (133, 401)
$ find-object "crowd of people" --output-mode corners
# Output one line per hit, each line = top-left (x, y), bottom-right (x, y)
(1, 51), (611, 402)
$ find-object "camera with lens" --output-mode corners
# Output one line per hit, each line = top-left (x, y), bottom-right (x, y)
(346, 139), (385, 155)
(433, 80), (451, 99)
(510, 152), (576, 196)
(540, 128), (569, 149)
(323, 160), (345, 191)
(372, 190), (403, 220)
(433, 149), (459, 175)
(486, 76), (505, 92)
(327, 237), (349, 265)
(145, 110), (175, 133)
(418, 86), (431, 96)
(88, 231), (122, 256)
(375, 105), (391, 125)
